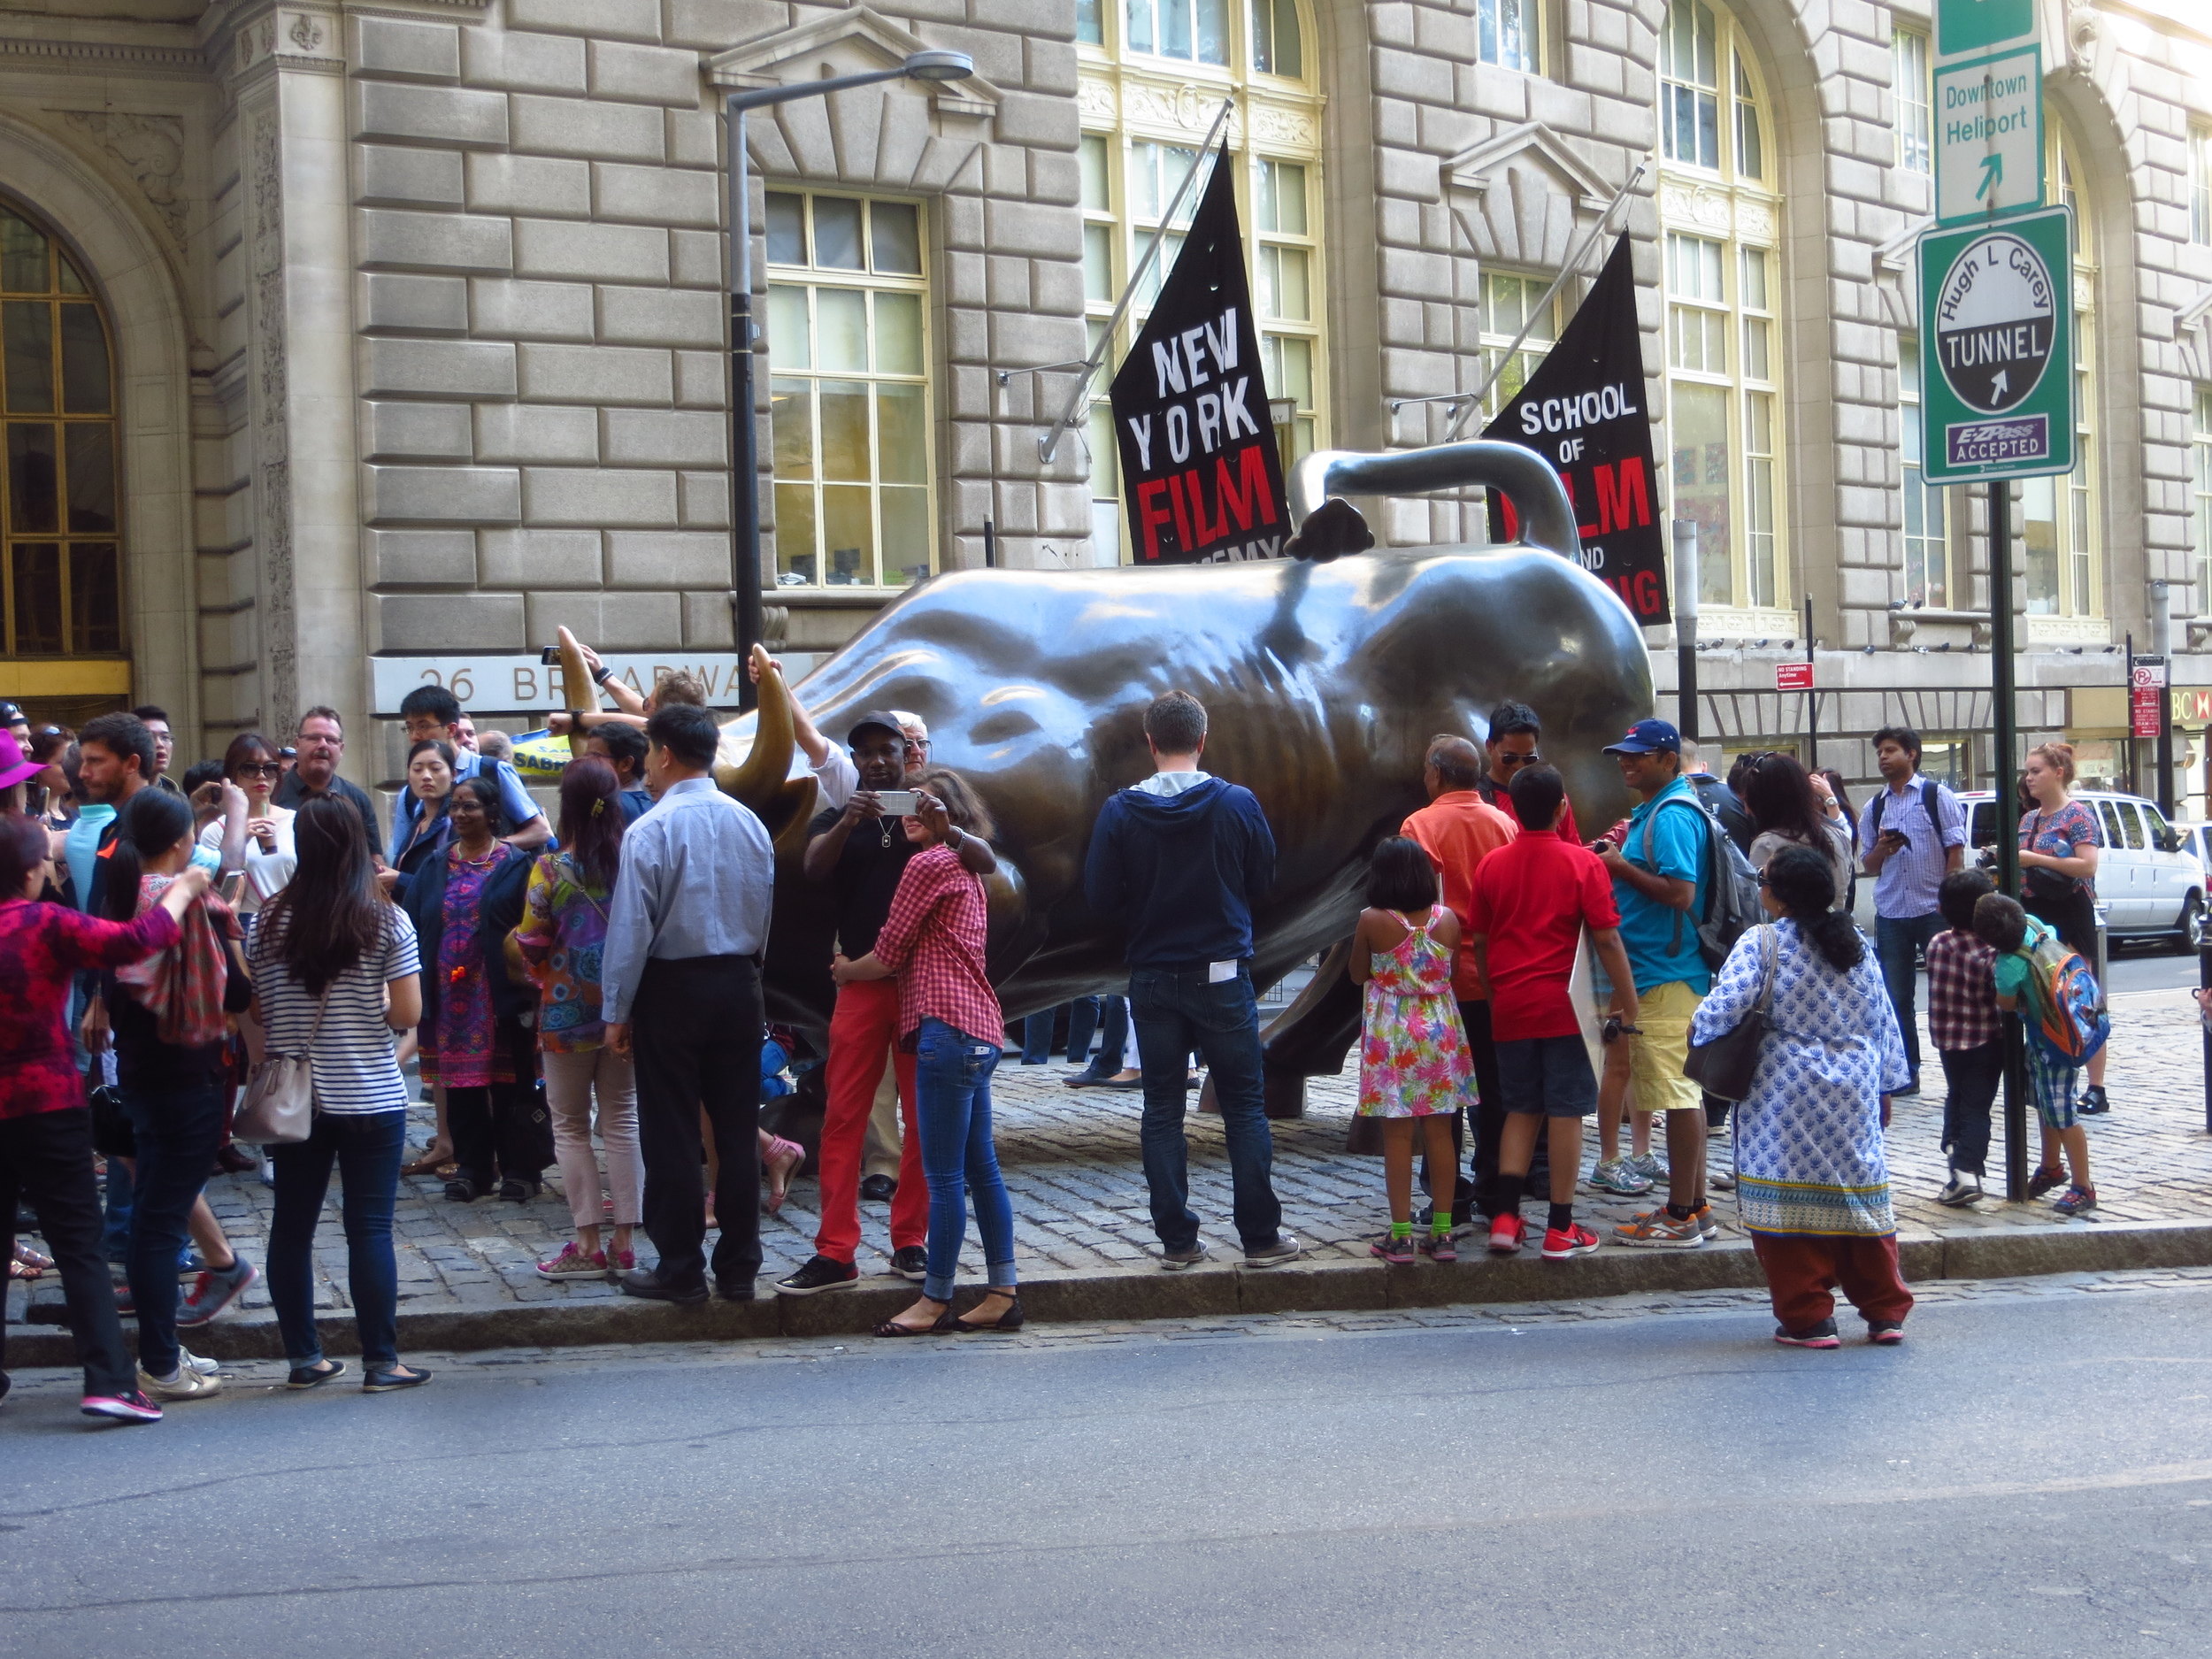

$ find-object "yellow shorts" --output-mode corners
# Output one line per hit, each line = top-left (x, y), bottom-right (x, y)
(1625, 979), (1705, 1115)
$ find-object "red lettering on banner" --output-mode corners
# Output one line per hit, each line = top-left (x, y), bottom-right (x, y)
(1560, 472), (1599, 539)
(1594, 457), (1652, 533)
(1216, 444), (1276, 532)
(1166, 472), (1193, 551)
(1137, 480), (1174, 560)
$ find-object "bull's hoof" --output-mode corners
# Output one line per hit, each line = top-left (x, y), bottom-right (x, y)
(1263, 1073), (1307, 1119)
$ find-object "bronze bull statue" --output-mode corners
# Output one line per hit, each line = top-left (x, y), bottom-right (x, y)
(605, 441), (1655, 1107)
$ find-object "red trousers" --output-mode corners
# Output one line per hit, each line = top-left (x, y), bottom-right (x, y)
(814, 978), (924, 1263)
(1751, 1233), (1915, 1330)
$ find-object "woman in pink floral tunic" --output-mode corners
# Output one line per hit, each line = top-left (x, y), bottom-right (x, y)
(1350, 836), (1475, 1264)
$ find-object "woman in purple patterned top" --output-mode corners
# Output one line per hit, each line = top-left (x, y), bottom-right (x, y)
(2016, 741), (2108, 1111)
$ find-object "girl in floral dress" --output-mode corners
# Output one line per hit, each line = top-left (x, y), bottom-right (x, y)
(1350, 836), (1475, 1263)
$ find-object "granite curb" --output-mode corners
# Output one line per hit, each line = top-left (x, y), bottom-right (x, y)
(14, 1217), (2210, 1367)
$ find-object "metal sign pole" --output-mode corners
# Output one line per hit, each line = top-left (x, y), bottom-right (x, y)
(1804, 595), (1817, 768)
(1673, 520), (1698, 742)
(1991, 477), (2027, 1201)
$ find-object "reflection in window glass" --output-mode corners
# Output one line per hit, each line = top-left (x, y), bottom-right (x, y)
(764, 193), (805, 265)
(12, 541), (60, 654)
(1251, 0), (1302, 75)
(1478, 0), (1538, 73)
(812, 196), (864, 270)
(871, 202), (922, 275)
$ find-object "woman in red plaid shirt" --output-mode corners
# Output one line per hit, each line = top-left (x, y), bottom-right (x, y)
(833, 771), (1020, 1337)
(0, 812), (212, 1422)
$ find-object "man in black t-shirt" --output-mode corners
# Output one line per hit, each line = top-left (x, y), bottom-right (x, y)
(772, 711), (998, 1297)
(273, 706), (381, 866)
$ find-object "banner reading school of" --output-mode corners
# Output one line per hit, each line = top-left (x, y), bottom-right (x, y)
(1482, 234), (1670, 626)
(1917, 203), (2075, 483)
(1109, 145), (1289, 565)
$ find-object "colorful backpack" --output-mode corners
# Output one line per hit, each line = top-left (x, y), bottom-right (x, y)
(2012, 921), (2109, 1065)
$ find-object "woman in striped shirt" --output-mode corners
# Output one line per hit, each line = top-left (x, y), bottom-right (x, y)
(250, 798), (429, 1394)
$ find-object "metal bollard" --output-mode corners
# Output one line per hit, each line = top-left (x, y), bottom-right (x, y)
(2201, 939), (2212, 1135)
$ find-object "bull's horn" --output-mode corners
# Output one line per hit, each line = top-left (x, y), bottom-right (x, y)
(555, 627), (595, 756)
(715, 642), (795, 810)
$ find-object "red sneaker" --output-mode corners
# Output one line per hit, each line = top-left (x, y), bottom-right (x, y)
(1486, 1213), (1525, 1256)
(1541, 1223), (1601, 1260)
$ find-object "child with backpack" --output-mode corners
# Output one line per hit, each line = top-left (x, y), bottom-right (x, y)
(1350, 837), (1475, 1263)
(1971, 892), (2103, 1217)
(1924, 869), (1999, 1207)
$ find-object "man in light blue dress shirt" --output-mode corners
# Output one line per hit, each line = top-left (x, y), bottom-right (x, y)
(602, 703), (775, 1302)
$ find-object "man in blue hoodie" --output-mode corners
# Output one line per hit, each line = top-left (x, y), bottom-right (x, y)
(1084, 691), (1301, 1270)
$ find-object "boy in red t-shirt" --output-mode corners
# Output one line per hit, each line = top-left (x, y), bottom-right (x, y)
(1468, 765), (1640, 1259)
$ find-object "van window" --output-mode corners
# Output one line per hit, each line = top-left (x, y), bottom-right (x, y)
(2140, 803), (2176, 852)
(2115, 802), (2146, 850)
(2095, 800), (2129, 850)
(1969, 801), (1994, 847)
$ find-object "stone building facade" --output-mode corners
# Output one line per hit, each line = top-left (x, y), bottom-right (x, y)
(0, 0), (2207, 814)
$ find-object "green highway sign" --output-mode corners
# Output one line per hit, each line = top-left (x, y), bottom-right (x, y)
(1934, 46), (2042, 225)
(1937, 0), (2036, 61)
(1917, 204), (2075, 484)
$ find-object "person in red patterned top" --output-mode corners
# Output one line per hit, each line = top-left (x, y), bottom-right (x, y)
(0, 812), (210, 1423)
(1924, 867), (2001, 1208)
(833, 770), (1020, 1338)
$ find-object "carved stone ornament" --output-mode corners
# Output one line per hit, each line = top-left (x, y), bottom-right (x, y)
(288, 12), (323, 54)
(1077, 75), (1116, 126)
(55, 111), (188, 247)
(1660, 178), (1733, 233)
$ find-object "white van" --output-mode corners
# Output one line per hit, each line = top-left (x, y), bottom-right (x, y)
(1959, 789), (2206, 949)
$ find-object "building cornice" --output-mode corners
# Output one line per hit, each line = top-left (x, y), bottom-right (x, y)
(0, 28), (208, 81)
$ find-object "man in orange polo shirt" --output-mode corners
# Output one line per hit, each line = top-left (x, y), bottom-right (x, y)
(1402, 735), (1519, 1226)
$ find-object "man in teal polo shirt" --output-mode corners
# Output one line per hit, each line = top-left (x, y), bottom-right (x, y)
(1588, 718), (1715, 1248)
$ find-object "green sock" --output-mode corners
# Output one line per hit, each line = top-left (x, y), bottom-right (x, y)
(1431, 1212), (1453, 1236)
(1391, 1220), (1413, 1240)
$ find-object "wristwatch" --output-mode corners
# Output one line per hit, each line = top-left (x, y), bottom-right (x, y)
(945, 825), (966, 850)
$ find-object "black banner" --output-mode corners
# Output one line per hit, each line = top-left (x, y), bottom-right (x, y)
(1110, 145), (1288, 565)
(1484, 234), (1670, 626)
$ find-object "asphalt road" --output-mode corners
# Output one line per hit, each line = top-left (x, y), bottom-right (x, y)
(4, 1275), (2209, 1658)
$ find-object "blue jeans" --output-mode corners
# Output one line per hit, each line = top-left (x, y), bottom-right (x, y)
(122, 1081), (228, 1379)
(914, 1018), (1015, 1302)
(1129, 965), (1283, 1253)
(1064, 995), (1102, 1063)
(1019, 1010), (1058, 1064)
(1875, 911), (1944, 1081)
(268, 1110), (406, 1369)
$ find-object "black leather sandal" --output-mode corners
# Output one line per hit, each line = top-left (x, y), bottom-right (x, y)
(954, 1292), (1024, 1333)
(873, 1301), (949, 1338)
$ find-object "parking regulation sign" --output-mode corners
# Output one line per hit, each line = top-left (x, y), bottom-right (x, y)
(1917, 204), (2075, 483)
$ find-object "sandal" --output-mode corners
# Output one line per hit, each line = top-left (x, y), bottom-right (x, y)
(873, 1299), (951, 1338)
(401, 1141), (457, 1177)
(953, 1292), (1025, 1333)
(10, 1241), (52, 1280)
(764, 1138), (805, 1213)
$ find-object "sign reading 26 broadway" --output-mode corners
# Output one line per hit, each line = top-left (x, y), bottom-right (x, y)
(1916, 204), (2075, 484)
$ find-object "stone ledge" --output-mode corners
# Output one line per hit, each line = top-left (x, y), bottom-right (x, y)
(15, 1221), (2206, 1367)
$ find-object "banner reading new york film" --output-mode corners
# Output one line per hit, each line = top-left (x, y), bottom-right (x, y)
(1110, 145), (1290, 565)
(1483, 234), (1671, 626)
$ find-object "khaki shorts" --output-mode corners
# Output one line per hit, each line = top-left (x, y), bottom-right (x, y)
(1624, 979), (1705, 1115)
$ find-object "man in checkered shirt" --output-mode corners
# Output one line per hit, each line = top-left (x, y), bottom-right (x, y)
(1858, 726), (1967, 1097)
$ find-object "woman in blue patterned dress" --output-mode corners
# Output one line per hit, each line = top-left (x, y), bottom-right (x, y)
(1691, 845), (1914, 1349)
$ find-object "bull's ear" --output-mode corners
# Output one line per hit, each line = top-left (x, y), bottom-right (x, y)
(1284, 498), (1373, 564)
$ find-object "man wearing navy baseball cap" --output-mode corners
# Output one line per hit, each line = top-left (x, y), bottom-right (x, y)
(1588, 718), (1715, 1248)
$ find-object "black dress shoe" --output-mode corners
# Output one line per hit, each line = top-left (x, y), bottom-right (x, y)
(716, 1277), (757, 1302)
(619, 1267), (708, 1304)
(858, 1173), (897, 1202)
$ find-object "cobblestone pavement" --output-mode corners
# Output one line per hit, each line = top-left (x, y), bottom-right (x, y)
(12, 990), (2212, 1333)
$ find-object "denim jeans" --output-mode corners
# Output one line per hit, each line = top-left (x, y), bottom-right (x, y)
(101, 1148), (134, 1263)
(914, 1018), (1015, 1302)
(1064, 996), (1102, 1064)
(1129, 965), (1283, 1253)
(1019, 1009), (1058, 1064)
(1875, 911), (1945, 1080)
(268, 1110), (406, 1369)
(122, 1081), (228, 1379)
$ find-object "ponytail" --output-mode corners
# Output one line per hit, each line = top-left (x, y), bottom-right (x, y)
(104, 788), (194, 921)
(1763, 843), (1864, 972)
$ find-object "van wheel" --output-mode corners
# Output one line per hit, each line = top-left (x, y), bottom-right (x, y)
(2178, 892), (2207, 953)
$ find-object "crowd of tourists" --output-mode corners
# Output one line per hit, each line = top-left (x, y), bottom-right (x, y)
(0, 671), (2120, 1419)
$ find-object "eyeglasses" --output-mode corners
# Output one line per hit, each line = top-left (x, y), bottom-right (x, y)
(234, 762), (281, 778)
(1497, 751), (1543, 767)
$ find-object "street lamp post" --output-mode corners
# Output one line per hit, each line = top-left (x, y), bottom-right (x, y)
(723, 49), (973, 711)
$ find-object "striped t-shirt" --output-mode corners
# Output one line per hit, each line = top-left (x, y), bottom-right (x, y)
(249, 903), (422, 1115)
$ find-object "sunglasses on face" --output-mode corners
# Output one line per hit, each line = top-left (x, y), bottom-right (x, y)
(234, 762), (281, 779)
(1497, 751), (1543, 766)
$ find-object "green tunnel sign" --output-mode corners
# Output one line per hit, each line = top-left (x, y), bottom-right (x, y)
(1916, 204), (2075, 483)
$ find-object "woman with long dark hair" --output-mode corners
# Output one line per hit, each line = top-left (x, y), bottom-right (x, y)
(1, 811), (211, 1422)
(1740, 750), (1855, 908)
(833, 771), (1019, 1336)
(252, 797), (428, 1391)
(401, 774), (544, 1202)
(2016, 741), (2108, 1112)
(200, 732), (296, 914)
(101, 788), (253, 1402)
(510, 757), (646, 1279)
(1690, 846), (1913, 1348)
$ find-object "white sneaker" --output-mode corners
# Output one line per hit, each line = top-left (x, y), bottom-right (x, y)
(137, 1363), (221, 1402)
(1935, 1176), (1984, 1208)
(180, 1346), (219, 1378)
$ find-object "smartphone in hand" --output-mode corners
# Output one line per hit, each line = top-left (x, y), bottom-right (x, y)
(874, 789), (920, 817)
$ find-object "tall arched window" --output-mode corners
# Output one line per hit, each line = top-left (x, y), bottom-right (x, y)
(2022, 127), (2100, 633)
(1655, 0), (1784, 622)
(1077, 0), (1325, 561)
(0, 197), (120, 676)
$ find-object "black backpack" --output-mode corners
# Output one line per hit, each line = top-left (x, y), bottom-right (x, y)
(1640, 795), (1763, 971)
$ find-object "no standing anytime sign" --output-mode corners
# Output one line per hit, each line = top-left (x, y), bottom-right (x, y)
(1916, 203), (2075, 485)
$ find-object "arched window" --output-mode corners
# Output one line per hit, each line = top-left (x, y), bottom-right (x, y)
(2022, 127), (2100, 632)
(0, 197), (120, 670)
(1077, 0), (1325, 561)
(1655, 0), (1784, 622)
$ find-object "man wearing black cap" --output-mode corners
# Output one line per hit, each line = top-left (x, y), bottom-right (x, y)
(1588, 718), (1714, 1249)
(774, 711), (997, 1297)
